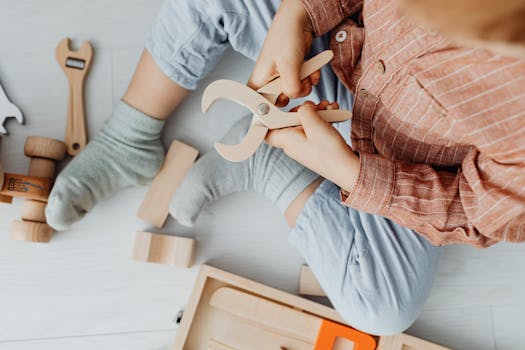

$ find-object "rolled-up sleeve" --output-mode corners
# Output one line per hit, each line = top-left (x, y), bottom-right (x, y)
(341, 151), (525, 247)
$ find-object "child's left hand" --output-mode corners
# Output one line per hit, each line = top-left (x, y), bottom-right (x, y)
(266, 101), (360, 192)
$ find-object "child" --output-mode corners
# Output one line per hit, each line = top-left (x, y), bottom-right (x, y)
(46, 0), (524, 335)
(169, 0), (524, 333)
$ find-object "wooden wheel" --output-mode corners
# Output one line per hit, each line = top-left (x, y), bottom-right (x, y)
(10, 220), (53, 243)
(24, 136), (66, 161)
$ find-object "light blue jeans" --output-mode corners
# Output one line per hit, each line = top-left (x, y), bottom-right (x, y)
(147, 0), (442, 336)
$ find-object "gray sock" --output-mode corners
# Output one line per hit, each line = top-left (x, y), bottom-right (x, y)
(169, 115), (320, 226)
(46, 101), (165, 230)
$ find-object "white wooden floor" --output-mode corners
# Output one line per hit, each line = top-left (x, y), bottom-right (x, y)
(0, 1), (524, 349)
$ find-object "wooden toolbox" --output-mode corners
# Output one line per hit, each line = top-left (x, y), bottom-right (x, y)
(174, 265), (451, 350)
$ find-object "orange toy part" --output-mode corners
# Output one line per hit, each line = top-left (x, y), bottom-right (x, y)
(314, 319), (376, 350)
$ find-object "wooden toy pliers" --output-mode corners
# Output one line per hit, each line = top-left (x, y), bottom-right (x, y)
(202, 50), (352, 162)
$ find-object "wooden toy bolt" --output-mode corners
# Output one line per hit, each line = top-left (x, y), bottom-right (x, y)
(10, 136), (66, 243)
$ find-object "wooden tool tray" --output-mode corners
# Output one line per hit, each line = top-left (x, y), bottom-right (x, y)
(175, 265), (452, 350)
(175, 265), (369, 350)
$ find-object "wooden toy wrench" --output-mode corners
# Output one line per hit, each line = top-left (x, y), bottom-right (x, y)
(0, 80), (23, 135)
(56, 38), (93, 156)
(202, 50), (352, 162)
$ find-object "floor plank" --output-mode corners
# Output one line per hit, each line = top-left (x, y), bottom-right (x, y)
(492, 303), (525, 350)
(407, 306), (496, 350)
(1, 0), (525, 348)
(0, 330), (175, 350)
(0, 0), (164, 53)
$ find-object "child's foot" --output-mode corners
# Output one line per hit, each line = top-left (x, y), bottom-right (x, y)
(46, 101), (165, 230)
(169, 114), (320, 226)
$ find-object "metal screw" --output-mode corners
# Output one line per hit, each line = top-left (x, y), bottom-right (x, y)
(257, 103), (270, 116)
(174, 310), (184, 325)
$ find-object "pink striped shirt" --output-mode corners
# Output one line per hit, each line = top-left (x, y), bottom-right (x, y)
(302, 0), (525, 247)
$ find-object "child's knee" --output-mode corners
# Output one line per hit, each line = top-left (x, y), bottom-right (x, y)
(336, 297), (419, 336)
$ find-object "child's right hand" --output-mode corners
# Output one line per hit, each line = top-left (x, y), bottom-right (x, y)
(248, 0), (318, 105)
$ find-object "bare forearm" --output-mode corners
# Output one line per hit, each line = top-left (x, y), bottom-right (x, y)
(123, 50), (189, 120)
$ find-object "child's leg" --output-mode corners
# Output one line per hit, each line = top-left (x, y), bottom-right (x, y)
(290, 180), (442, 335)
(46, 0), (281, 230)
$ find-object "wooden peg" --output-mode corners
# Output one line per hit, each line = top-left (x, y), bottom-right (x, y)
(377, 333), (451, 350)
(132, 231), (195, 268)
(137, 140), (199, 228)
(299, 265), (326, 297)
(10, 220), (53, 243)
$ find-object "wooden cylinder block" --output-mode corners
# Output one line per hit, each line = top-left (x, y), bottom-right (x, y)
(21, 200), (47, 222)
(24, 136), (66, 161)
(29, 158), (56, 178)
(10, 220), (53, 243)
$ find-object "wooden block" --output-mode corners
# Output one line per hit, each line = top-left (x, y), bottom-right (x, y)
(132, 231), (195, 267)
(29, 158), (56, 178)
(377, 333), (452, 350)
(137, 140), (198, 228)
(24, 136), (66, 161)
(10, 220), (53, 243)
(21, 200), (47, 222)
(299, 265), (326, 297)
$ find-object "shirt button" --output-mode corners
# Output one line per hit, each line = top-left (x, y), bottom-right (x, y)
(429, 29), (439, 36)
(360, 88), (369, 97)
(335, 30), (347, 42)
(377, 60), (386, 74)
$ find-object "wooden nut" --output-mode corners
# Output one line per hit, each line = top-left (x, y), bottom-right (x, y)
(132, 231), (195, 268)
(29, 158), (56, 178)
(10, 220), (53, 243)
(21, 200), (47, 222)
(24, 136), (66, 161)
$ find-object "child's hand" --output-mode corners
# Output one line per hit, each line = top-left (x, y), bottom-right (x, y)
(248, 0), (318, 106)
(266, 101), (360, 192)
